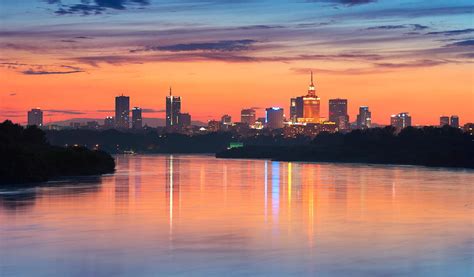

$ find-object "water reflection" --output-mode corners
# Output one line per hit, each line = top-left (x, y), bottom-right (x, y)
(0, 155), (473, 276)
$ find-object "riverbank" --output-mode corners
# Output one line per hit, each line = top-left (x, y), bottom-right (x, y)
(217, 126), (474, 169)
(0, 121), (115, 185)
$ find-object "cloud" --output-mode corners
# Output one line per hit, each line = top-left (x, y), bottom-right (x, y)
(446, 39), (474, 47)
(9, 93), (17, 96)
(44, 109), (85, 115)
(366, 24), (428, 31)
(97, 108), (165, 113)
(308, 0), (377, 6)
(291, 59), (451, 76)
(51, 0), (150, 16)
(426, 28), (474, 36)
(140, 40), (258, 52)
(0, 63), (85, 75)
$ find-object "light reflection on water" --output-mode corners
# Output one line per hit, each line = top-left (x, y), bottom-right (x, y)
(0, 155), (473, 276)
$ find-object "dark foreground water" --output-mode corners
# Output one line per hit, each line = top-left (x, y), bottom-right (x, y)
(1, 155), (473, 276)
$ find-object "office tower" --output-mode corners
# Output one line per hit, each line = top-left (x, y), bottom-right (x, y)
(27, 108), (43, 127)
(266, 107), (284, 129)
(300, 72), (320, 123)
(440, 116), (450, 127)
(450, 115), (459, 128)
(329, 98), (349, 130)
(356, 106), (372, 129)
(104, 116), (115, 128)
(166, 87), (181, 127)
(290, 97), (304, 123)
(132, 107), (143, 129)
(115, 95), (130, 129)
(221, 114), (232, 125)
(178, 113), (191, 127)
(391, 112), (412, 129)
(241, 108), (256, 126)
(208, 120), (221, 132)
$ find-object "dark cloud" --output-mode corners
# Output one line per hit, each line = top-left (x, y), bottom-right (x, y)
(51, 0), (150, 16)
(373, 59), (447, 69)
(97, 108), (165, 113)
(308, 0), (376, 6)
(44, 109), (85, 115)
(141, 40), (258, 52)
(21, 65), (84, 75)
(9, 93), (17, 96)
(367, 24), (428, 31)
(426, 28), (474, 36)
(446, 39), (474, 47)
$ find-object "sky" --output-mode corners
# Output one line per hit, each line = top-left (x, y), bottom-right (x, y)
(0, 0), (473, 125)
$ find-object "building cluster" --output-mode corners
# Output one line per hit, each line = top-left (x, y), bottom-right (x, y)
(25, 73), (471, 136)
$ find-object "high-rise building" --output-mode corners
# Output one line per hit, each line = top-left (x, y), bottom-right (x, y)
(391, 112), (412, 129)
(290, 97), (304, 123)
(266, 107), (284, 129)
(241, 108), (256, 126)
(450, 115), (459, 128)
(132, 107), (143, 129)
(221, 114), (232, 125)
(166, 88), (181, 127)
(208, 120), (221, 132)
(329, 98), (349, 131)
(104, 116), (115, 129)
(440, 116), (450, 127)
(115, 95), (130, 129)
(356, 106), (371, 129)
(27, 108), (43, 127)
(178, 113), (191, 127)
(299, 72), (320, 123)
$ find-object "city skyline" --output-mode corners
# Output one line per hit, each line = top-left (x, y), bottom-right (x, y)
(1, 1), (473, 125)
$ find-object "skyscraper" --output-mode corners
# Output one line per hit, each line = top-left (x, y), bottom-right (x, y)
(221, 114), (232, 125)
(290, 97), (304, 123)
(356, 106), (371, 129)
(166, 88), (181, 127)
(300, 72), (320, 124)
(132, 107), (143, 129)
(329, 98), (349, 131)
(115, 95), (130, 129)
(440, 116), (450, 126)
(450, 115), (459, 128)
(27, 108), (43, 127)
(178, 113), (191, 127)
(265, 107), (284, 129)
(391, 112), (412, 129)
(241, 108), (256, 126)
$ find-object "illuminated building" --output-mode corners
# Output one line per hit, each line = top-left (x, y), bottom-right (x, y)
(166, 87), (181, 127)
(298, 72), (320, 124)
(391, 112), (412, 129)
(290, 97), (304, 123)
(450, 115), (459, 128)
(241, 108), (256, 126)
(440, 116), (450, 126)
(27, 108), (43, 127)
(208, 120), (221, 132)
(221, 114), (232, 125)
(356, 106), (371, 129)
(463, 123), (474, 136)
(329, 98), (349, 131)
(104, 116), (114, 129)
(178, 113), (191, 127)
(115, 95), (130, 129)
(265, 107), (284, 129)
(132, 107), (143, 129)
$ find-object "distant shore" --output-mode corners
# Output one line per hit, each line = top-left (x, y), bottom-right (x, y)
(217, 127), (474, 169)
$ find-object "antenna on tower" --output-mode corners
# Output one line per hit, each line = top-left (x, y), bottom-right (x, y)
(310, 71), (314, 86)
(169, 87), (172, 96)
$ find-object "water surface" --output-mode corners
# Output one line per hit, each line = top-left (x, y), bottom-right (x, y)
(1, 155), (473, 276)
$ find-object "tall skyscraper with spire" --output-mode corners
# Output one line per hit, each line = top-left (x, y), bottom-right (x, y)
(299, 72), (321, 124)
(166, 87), (181, 127)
